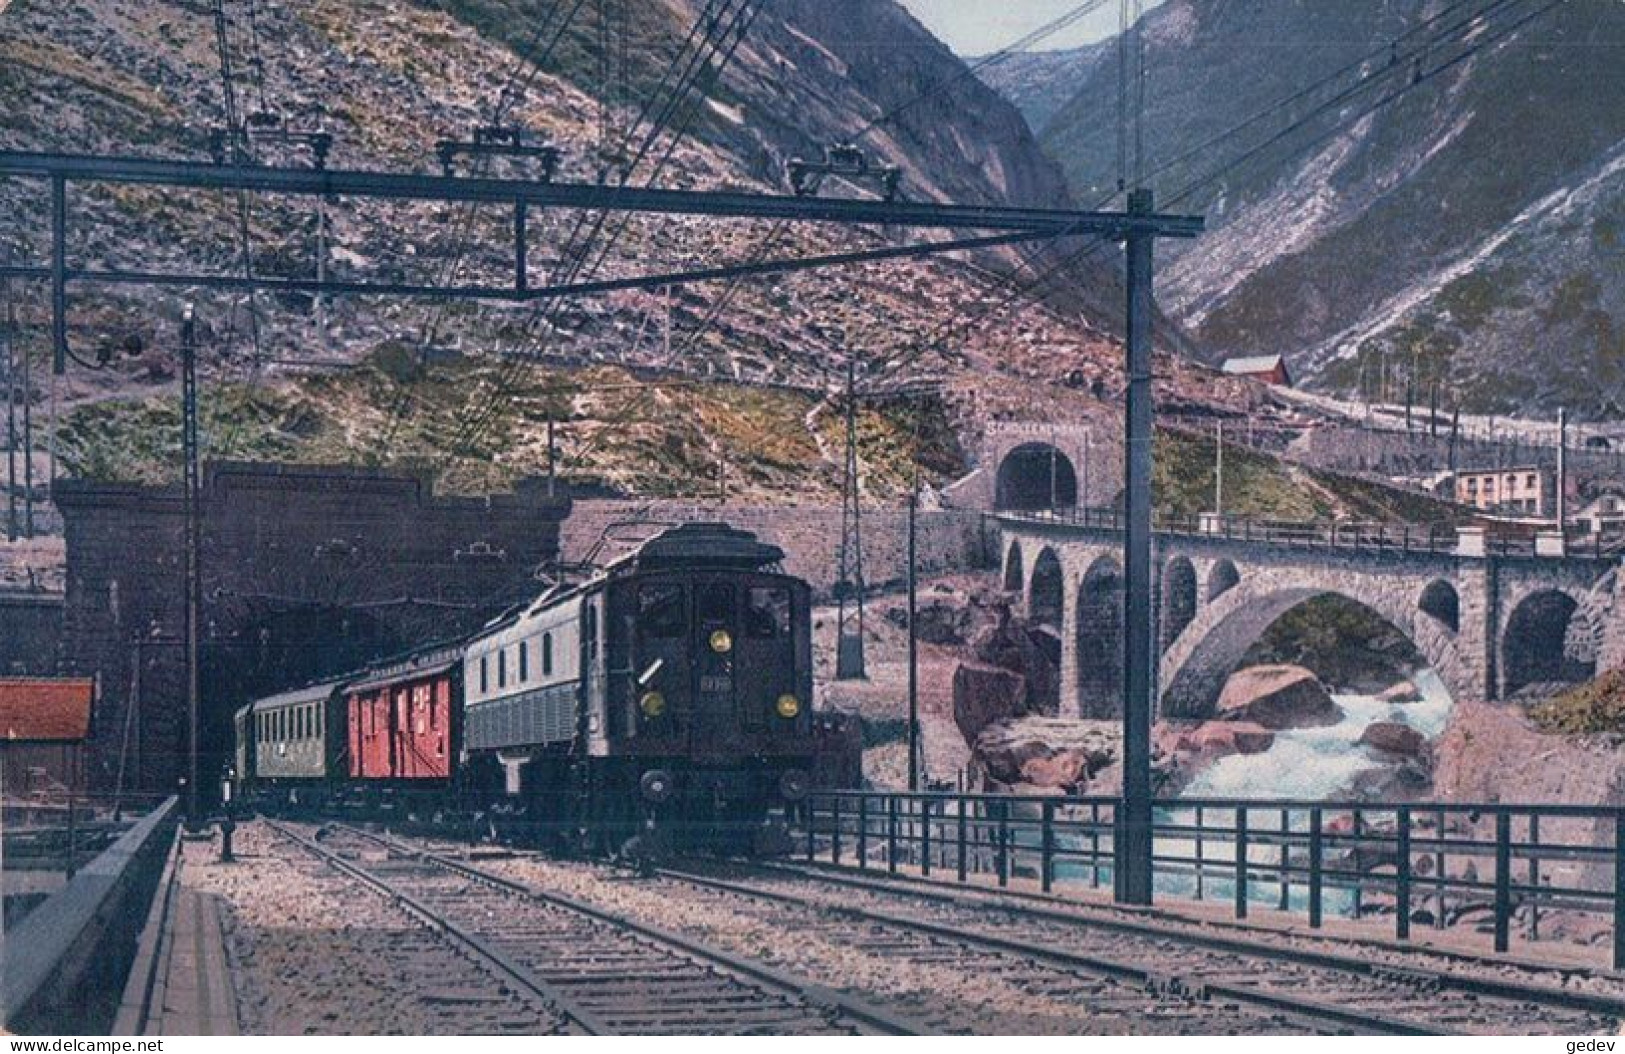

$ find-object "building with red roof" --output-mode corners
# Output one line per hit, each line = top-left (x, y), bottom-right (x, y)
(0, 677), (95, 798)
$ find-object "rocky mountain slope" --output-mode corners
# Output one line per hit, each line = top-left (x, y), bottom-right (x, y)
(0, 0), (1131, 499)
(980, 0), (1625, 418)
(0, 0), (1480, 527)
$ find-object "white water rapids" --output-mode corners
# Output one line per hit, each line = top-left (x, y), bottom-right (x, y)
(1181, 667), (1453, 800)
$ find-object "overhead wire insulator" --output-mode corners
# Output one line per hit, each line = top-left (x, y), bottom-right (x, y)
(787, 143), (902, 201)
(436, 125), (560, 180)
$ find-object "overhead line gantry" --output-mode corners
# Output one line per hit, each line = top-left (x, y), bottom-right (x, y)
(0, 149), (1201, 375)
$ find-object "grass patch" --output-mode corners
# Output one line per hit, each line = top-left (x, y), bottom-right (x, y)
(1530, 669), (1625, 735)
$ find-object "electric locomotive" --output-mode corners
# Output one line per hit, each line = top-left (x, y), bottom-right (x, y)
(233, 522), (846, 853)
(461, 522), (820, 853)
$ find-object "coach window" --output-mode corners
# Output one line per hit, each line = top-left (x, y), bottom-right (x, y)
(480, 654), (489, 694)
(498, 649), (508, 689)
(747, 587), (791, 638)
(639, 584), (686, 638)
(519, 641), (529, 682)
(543, 633), (553, 675)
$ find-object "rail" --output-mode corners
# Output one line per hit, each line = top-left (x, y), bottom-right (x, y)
(997, 507), (1620, 560)
(793, 790), (1625, 969)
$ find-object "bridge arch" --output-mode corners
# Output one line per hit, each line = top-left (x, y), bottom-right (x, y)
(1419, 579), (1460, 633)
(1162, 556), (1198, 650)
(1502, 588), (1594, 696)
(1207, 558), (1240, 601)
(1003, 540), (1024, 592)
(1077, 554), (1125, 718)
(1159, 573), (1465, 720)
(1028, 547), (1064, 630)
(996, 442), (1078, 511)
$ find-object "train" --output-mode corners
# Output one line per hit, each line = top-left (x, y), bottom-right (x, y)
(232, 522), (860, 855)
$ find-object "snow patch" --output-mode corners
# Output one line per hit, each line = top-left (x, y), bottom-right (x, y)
(1304, 139), (1625, 375)
(706, 98), (744, 125)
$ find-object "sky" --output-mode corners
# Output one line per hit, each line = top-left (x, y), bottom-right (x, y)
(898, 1), (1166, 56)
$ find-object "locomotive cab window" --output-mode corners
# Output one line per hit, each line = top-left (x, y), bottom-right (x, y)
(747, 586), (791, 638)
(498, 649), (507, 689)
(542, 632), (553, 675)
(639, 584), (687, 638)
(519, 641), (529, 682)
(698, 582), (735, 626)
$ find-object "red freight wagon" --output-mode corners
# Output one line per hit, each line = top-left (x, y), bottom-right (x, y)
(344, 648), (461, 781)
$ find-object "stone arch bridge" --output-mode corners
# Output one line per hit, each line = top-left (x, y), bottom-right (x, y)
(997, 514), (1618, 719)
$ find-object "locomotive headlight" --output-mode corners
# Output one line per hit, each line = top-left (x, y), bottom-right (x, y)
(639, 690), (666, 718)
(775, 693), (801, 719)
(709, 629), (733, 654)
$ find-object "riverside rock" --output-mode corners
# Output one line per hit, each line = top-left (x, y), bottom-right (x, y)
(1359, 720), (1427, 758)
(974, 717), (1118, 792)
(1376, 680), (1425, 705)
(952, 663), (1028, 742)
(968, 606), (1060, 713)
(1215, 665), (1342, 729)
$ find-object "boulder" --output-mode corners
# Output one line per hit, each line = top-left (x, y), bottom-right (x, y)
(1020, 749), (1096, 789)
(882, 597), (973, 645)
(1376, 680), (1425, 705)
(953, 663), (1027, 742)
(1215, 665), (1342, 729)
(967, 606), (1060, 713)
(1150, 720), (1275, 795)
(1359, 720), (1427, 758)
(974, 717), (1118, 792)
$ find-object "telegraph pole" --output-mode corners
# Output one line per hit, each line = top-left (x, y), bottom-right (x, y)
(20, 279), (32, 539)
(1119, 188), (1156, 906)
(181, 304), (202, 829)
(1213, 419), (1224, 518)
(906, 463), (920, 792)
(4, 259), (15, 543)
(1558, 407), (1568, 528)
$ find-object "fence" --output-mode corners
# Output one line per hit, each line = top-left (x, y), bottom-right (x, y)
(997, 507), (1621, 560)
(794, 790), (1625, 968)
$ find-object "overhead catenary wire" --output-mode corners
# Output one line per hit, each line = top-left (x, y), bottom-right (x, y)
(863, 0), (1557, 394)
(445, 0), (763, 462)
(464, 0), (1121, 469)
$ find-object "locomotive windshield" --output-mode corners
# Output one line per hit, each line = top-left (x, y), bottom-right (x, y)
(639, 583), (686, 638)
(747, 586), (790, 639)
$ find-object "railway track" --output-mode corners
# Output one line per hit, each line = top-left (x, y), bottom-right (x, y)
(369, 830), (1426, 1033)
(269, 822), (923, 1035)
(656, 859), (1625, 1036)
(260, 821), (578, 1035)
(754, 858), (1625, 1006)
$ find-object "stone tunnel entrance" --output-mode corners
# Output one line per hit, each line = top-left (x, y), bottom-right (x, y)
(200, 604), (407, 771)
(996, 443), (1078, 511)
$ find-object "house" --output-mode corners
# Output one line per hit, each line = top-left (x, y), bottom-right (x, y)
(1220, 354), (1293, 387)
(1574, 486), (1625, 534)
(0, 677), (95, 798)
(1454, 466), (1554, 517)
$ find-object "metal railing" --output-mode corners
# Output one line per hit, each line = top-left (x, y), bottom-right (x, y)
(997, 507), (1620, 560)
(794, 790), (1625, 968)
